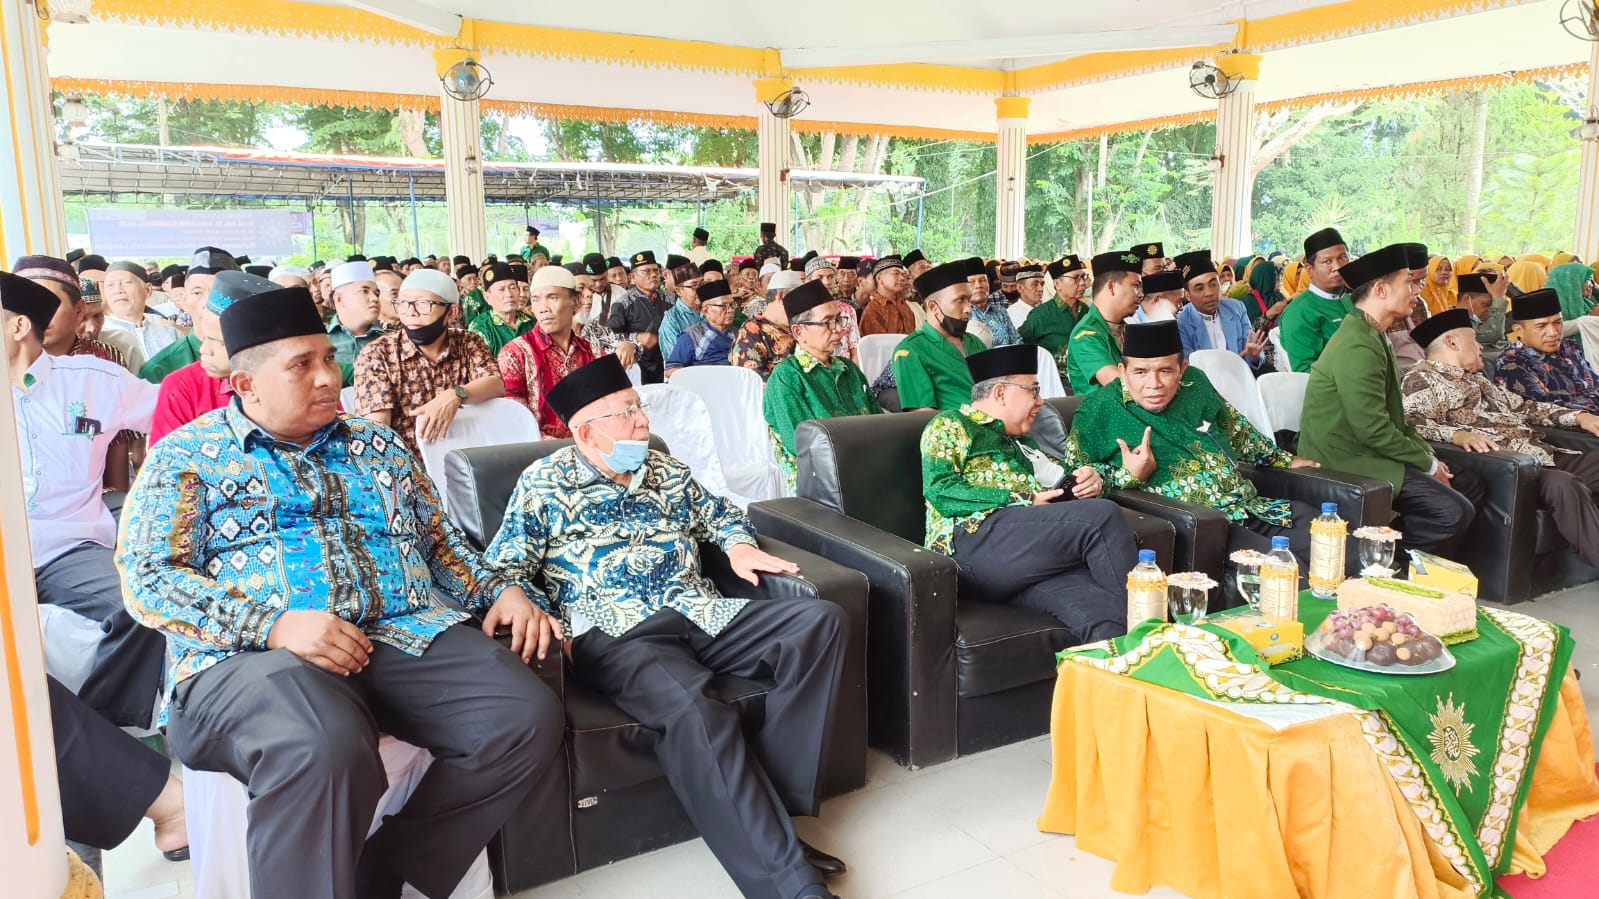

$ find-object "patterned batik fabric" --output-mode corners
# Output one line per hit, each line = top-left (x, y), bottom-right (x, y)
(498, 328), (597, 440)
(1493, 338), (1599, 415)
(920, 405), (1041, 555)
(353, 327), (500, 453)
(117, 406), (507, 712)
(970, 297), (1022, 347)
(482, 447), (756, 638)
(729, 316), (797, 380)
(1401, 359), (1580, 467)
(1063, 367), (1294, 525)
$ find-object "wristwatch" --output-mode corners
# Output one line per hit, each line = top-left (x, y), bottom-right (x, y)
(453, 385), (469, 405)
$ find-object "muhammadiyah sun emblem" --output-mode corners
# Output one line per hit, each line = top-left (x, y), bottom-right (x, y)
(1427, 693), (1480, 793)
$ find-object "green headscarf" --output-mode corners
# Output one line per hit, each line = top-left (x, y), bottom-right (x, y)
(1546, 262), (1595, 320)
(1227, 255), (1260, 300)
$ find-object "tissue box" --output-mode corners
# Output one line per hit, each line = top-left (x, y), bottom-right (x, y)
(1214, 614), (1304, 666)
(1407, 550), (1479, 598)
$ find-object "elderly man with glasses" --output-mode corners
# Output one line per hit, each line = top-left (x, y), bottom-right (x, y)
(485, 354), (850, 899)
(665, 280), (740, 377)
(763, 281), (881, 493)
(354, 269), (503, 452)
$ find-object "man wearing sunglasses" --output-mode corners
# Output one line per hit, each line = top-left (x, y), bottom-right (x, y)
(354, 269), (503, 452)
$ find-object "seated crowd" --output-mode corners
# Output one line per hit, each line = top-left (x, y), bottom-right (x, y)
(8, 219), (1599, 899)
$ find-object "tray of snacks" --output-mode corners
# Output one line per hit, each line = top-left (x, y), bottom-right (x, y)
(1305, 605), (1455, 675)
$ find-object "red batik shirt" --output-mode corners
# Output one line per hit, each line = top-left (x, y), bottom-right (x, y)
(498, 326), (597, 439)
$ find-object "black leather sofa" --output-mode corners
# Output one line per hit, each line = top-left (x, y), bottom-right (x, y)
(1432, 427), (1599, 603)
(746, 409), (1176, 770)
(1032, 397), (1395, 584)
(441, 438), (871, 893)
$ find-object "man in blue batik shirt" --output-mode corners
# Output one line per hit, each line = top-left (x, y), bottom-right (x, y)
(483, 354), (849, 899)
(118, 284), (564, 899)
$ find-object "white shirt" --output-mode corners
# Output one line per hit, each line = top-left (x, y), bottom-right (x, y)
(101, 312), (182, 361)
(1199, 310), (1227, 351)
(14, 353), (159, 567)
(1008, 298), (1035, 330)
(686, 247), (715, 267)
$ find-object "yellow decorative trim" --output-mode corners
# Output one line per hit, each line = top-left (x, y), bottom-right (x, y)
(1215, 52), (1262, 81)
(432, 47), (473, 80)
(1256, 63), (1590, 113)
(995, 96), (1031, 120)
(91, 0), (434, 47)
(791, 63), (1003, 95)
(1014, 47), (1215, 94)
(1243, 0), (1525, 53)
(753, 78), (791, 105)
(53, 78), (441, 112)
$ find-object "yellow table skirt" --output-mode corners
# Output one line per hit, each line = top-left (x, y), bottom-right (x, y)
(1037, 665), (1599, 898)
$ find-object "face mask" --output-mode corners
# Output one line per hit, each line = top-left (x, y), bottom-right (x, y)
(940, 310), (969, 338)
(602, 437), (650, 473)
(404, 316), (448, 346)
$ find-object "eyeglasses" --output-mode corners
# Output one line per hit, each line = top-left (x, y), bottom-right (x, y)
(796, 316), (844, 331)
(997, 379), (1041, 397)
(395, 299), (448, 314)
(701, 301), (735, 311)
(578, 401), (650, 426)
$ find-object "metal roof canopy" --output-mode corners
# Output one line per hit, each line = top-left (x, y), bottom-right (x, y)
(56, 143), (927, 206)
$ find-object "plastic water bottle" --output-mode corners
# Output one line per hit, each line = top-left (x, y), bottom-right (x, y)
(1259, 536), (1301, 620)
(1126, 549), (1168, 625)
(1308, 502), (1347, 599)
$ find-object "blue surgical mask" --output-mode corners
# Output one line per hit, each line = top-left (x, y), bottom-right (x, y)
(602, 437), (650, 473)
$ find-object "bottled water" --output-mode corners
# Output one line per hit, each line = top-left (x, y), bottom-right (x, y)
(1126, 549), (1168, 625)
(1308, 503), (1347, 599)
(1260, 536), (1301, 620)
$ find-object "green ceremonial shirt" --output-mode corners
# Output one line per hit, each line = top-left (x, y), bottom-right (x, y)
(920, 405), (1042, 555)
(1278, 288), (1354, 373)
(138, 332), (200, 384)
(891, 323), (987, 412)
(328, 318), (385, 388)
(468, 310), (535, 357)
(1299, 312), (1434, 494)
(763, 348), (881, 494)
(1020, 298), (1080, 372)
(1065, 304), (1121, 398)
(1063, 368), (1295, 525)
(461, 288), (487, 325)
(518, 243), (551, 262)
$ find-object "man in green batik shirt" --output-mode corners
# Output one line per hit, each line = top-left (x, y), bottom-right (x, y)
(919, 343), (1134, 641)
(518, 225), (550, 264)
(1021, 255), (1089, 372)
(469, 261), (535, 356)
(891, 260), (988, 411)
(763, 281), (881, 494)
(1278, 227), (1354, 372)
(1066, 250), (1145, 397)
(1065, 320), (1322, 598)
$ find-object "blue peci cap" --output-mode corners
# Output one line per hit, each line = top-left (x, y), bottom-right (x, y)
(1321, 503), (1338, 514)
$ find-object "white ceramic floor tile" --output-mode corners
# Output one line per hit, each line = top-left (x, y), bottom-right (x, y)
(1006, 837), (1189, 899)
(885, 857), (1063, 899)
(897, 744), (1061, 856)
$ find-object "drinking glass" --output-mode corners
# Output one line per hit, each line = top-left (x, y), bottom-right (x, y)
(1353, 526), (1402, 578)
(1229, 550), (1269, 612)
(1168, 572), (1217, 625)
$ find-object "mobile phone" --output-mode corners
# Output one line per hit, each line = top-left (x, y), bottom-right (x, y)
(1049, 471), (1078, 502)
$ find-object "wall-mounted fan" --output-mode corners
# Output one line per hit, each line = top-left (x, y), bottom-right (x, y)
(1560, 0), (1599, 41)
(442, 57), (494, 102)
(1189, 61), (1239, 100)
(765, 87), (811, 119)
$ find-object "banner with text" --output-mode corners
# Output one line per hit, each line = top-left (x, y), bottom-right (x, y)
(86, 209), (307, 258)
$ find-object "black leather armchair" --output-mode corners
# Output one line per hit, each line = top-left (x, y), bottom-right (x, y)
(1433, 427), (1599, 603)
(1035, 397), (1394, 582)
(441, 438), (870, 893)
(746, 410), (1176, 770)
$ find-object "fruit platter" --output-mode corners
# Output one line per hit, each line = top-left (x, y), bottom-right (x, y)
(1304, 604), (1456, 675)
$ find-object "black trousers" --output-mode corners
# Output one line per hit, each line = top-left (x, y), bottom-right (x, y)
(1223, 500), (1318, 609)
(951, 498), (1137, 642)
(570, 600), (849, 899)
(50, 675), (169, 850)
(167, 624), (564, 899)
(34, 542), (168, 728)
(1544, 451), (1599, 568)
(1396, 466), (1484, 559)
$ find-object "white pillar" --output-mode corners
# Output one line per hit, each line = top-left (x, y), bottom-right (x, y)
(1574, 43), (1599, 262)
(1209, 54), (1261, 259)
(0, 0), (68, 262)
(435, 49), (487, 262)
(994, 97), (1030, 260)
(755, 79), (792, 242)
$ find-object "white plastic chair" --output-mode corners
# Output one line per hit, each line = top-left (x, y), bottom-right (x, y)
(1268, 328), (1292, 373)
(417, 398), (542, 513)
(636, 383), (750, 506)
(1188, 349), (1274, 440)
(857, 333), (902, 382)
(1258, 371), (1310, 437)
(1035, 346), (1068, 399)
(663, 366), (784, 503)
(185, 738), (493, 899)
(340, 386), (357, 413)
(625, 363), (643, 386)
